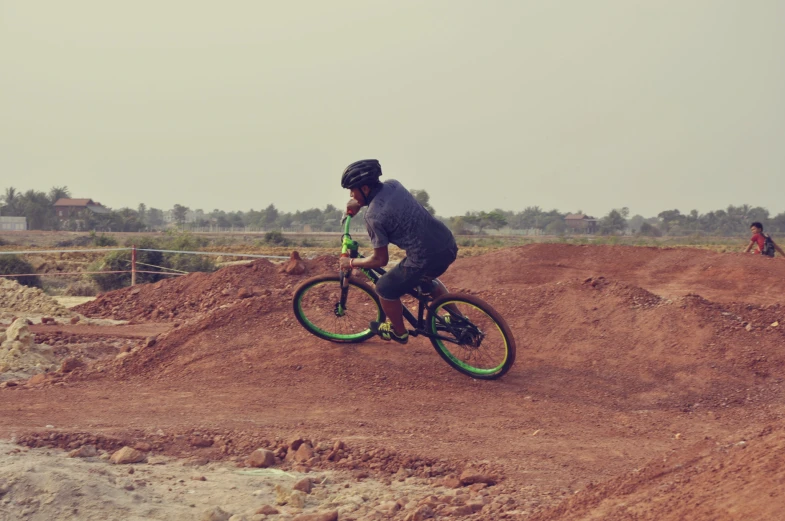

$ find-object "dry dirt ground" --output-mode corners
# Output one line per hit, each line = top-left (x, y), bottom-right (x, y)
(2, 244), (785, 520)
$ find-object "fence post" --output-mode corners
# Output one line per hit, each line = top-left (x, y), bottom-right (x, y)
(131, 245), (137, 286)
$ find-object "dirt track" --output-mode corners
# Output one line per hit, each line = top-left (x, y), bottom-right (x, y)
(28, 323), (171, 339)
(2, 244), (785, 520)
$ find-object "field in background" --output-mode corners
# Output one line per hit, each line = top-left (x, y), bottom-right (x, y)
(1, 228), (747, 252)
(1, 229), (748, 296)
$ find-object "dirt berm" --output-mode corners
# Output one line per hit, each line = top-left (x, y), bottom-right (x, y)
(2, 244), (784, 520)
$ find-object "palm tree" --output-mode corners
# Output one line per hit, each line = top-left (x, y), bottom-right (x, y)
(1, 187), (19, 215)
(19, 189), (57, 229)
(48, 186), (71, 204)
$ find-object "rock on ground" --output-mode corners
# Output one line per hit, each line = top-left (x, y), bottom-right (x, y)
(280, 251), (307, 275)
(291, 511), (339, 521)
(69, 445), (98, 458)
(110, 446), (146, 464)
(294, 477), (313, 494)
(459, 468), (495, 486)
(0, 318), (56, 377)
(202, 506), (231, 521)
(246, 448), (275, 468)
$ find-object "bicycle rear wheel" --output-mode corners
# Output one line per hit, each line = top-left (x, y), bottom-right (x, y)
(427, 293), (516, 379)
(292, 275), (384, 343)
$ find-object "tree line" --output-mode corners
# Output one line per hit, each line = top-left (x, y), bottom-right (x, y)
(2, 185), (785, 237)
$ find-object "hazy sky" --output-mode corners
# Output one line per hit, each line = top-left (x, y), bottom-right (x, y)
(2, 1), (784, 218)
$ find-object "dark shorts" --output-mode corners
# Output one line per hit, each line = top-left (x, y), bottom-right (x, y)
(375, 246), (458, 300)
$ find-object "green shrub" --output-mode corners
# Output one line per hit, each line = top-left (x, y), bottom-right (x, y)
(545, 220), (567, 235)
(639, 222), (663, 237)
(90, 231), (118, 247)
(88, 251), (134, 291)
(165, 252), (216, 274)
(89, 235), (215, 292)
(88, 245), (167, 292)
(0, 254), (41, 288)
(264, 230), (291, 246)
(161, 231), (209, 251)
(157, 232), (215, 274)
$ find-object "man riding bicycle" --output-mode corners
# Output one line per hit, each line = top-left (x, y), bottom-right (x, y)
(338, 159), (459, 344)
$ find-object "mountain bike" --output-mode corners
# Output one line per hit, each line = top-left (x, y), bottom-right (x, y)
(291, 215), (516, 379)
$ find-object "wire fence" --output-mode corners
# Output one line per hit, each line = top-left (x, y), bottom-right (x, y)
(0, 247), (291, 282)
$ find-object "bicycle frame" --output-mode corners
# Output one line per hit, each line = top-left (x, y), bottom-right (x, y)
(339, 214), (459, 343)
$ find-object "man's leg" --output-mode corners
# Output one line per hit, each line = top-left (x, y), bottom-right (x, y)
(425, 247), (458, 306)
(381, 277), (455, 334)
(373, 261), (421, 343)
(429, 278), (449, 299)
(428, 279), (463, 318)
(379, 297), (407, 336)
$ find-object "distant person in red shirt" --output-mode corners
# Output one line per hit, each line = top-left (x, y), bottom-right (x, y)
(743, 222), (785, 257)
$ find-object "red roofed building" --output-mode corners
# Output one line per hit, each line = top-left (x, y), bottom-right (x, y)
(53, 198), (111, 221)
(564, 213), (598, 234)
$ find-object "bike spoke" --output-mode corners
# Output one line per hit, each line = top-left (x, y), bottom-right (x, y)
(431, 300), (510, 374)
(296, 280), (381, 340)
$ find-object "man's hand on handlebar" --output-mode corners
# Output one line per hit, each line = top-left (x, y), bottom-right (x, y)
(346, 198), (362, 217)
(339, 256), (353, 272)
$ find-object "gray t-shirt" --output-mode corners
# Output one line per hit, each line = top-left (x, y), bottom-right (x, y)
(364, 180), (457, 268)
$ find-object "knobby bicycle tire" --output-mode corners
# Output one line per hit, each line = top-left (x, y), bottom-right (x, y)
(292, 274), (385, 343)
(427, 292), (516, 379)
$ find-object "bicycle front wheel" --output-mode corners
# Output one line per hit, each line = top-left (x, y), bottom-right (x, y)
(427, 293), (516, 379)
(292, 275), (385, 343)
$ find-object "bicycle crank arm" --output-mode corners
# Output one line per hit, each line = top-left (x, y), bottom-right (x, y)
(409, 330), (465, 345)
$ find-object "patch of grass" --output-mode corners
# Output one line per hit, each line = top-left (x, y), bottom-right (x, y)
(89, 231), (118, 247)
(210, 236), (241, 247)
(65, 280), (99, 296)
(0, 254), (41, 288)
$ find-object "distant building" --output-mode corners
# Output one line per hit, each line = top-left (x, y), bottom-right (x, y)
(53, 198), (111, 221)
(0, 216), (27, 231)
(565, 213), (598, 234)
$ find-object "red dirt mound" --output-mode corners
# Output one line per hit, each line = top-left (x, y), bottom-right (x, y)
(84, 244), (785, 415)
(444, 243), (785, 305)
(99, 267), (785, 435)
(529, 423), (785, 521)
(480, 279), (783, 406)
(73, 256), (336, 322)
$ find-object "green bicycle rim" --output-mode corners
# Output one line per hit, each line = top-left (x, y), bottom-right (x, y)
(431, 300), (509, 376)
(296, 280), (381, 341)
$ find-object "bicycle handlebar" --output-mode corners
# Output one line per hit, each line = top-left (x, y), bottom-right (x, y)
(340, 214), (357, 257)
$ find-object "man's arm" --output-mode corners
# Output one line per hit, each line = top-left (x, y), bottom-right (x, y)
(743, 240), (755, 253)
(773, 239), (785, 257)
(340, 246), (389, 271)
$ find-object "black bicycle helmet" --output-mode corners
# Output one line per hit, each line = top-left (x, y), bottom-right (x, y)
(341, 159), (382, 189)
